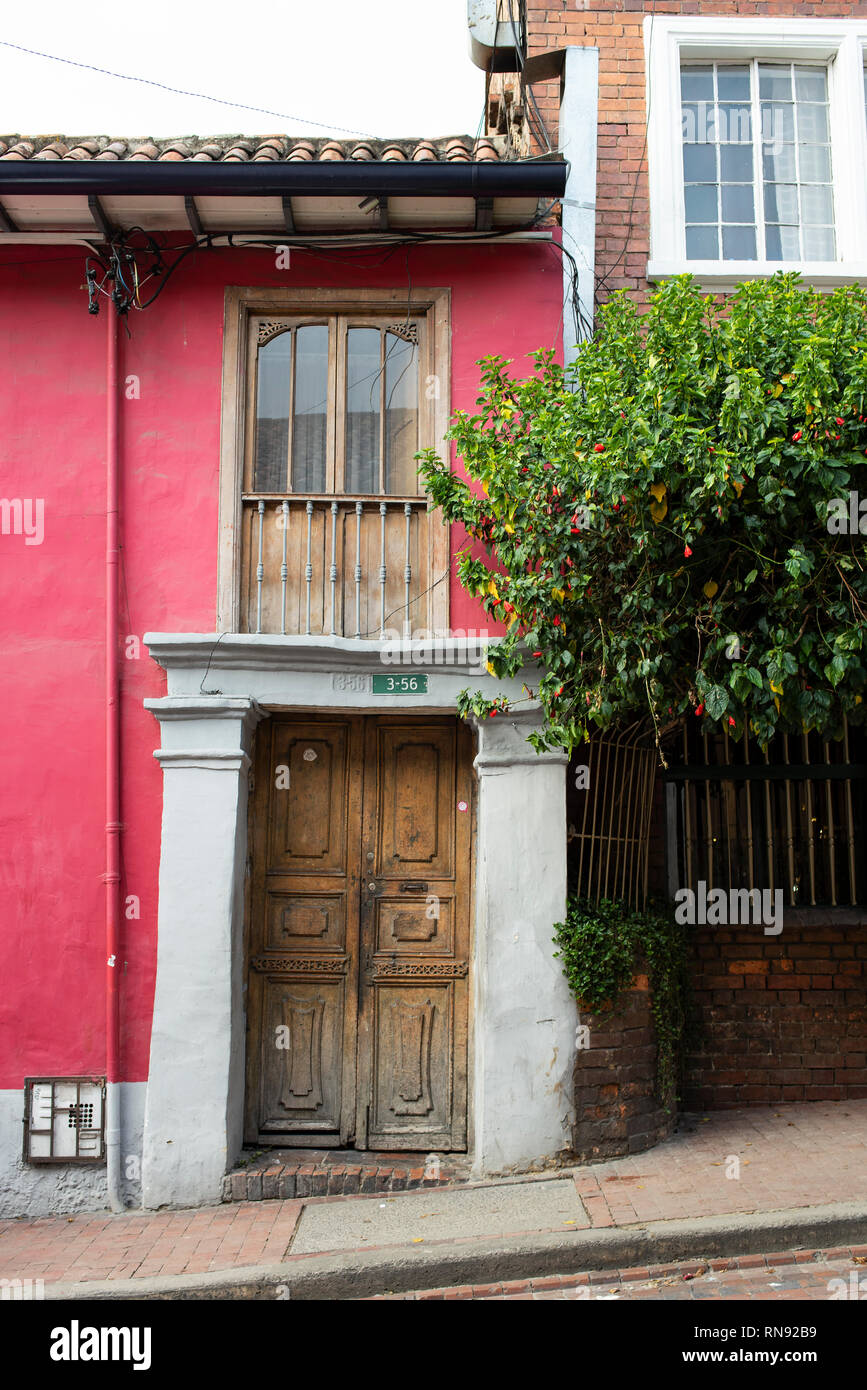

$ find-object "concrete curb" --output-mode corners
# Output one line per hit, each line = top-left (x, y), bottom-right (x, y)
(46, 1201), (867, 1301)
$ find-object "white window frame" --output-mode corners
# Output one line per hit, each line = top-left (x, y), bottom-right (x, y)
(645, 16), (867, 287)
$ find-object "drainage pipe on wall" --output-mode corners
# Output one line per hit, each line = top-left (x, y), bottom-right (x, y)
(104, 302), (123, 1213)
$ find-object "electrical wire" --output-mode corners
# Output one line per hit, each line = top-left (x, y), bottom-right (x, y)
(0, 39), (376, 138)
(506, 0), (553, 155)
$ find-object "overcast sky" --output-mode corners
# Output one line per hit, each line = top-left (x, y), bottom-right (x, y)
(0, 0), (484, 141)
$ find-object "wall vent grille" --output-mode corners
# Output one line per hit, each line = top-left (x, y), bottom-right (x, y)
(23, 1077), (106, 1164)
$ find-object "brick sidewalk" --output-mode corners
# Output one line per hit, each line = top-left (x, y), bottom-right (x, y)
(372, 1248), (867, 1300)
(570, 1100), (867, 1228)
(1, 1100), (865, 1285)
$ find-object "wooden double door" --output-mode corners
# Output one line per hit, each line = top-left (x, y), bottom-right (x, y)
(245, 714), (472, 1150)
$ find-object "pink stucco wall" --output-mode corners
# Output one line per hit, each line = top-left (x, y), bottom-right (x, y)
(0, 237), (562, 1087)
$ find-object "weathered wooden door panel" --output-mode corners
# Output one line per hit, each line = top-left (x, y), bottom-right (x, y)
(255, 976), (346, 1132)
(245, 717), (362, 1146)
(246, 714), (471, 1151)
(357, 719), (471, 1150)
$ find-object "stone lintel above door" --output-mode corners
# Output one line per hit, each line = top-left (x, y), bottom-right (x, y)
(143, 632), (535, 711)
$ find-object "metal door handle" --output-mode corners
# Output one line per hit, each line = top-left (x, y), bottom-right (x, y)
(400, 881), (428, 893)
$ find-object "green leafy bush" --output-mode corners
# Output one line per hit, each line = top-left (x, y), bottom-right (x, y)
(419, 273), (867, 756)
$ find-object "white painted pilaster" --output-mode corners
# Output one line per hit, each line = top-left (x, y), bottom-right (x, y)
(470, 710), (575, 1174)
(140, 696), (265, 1209)
(560, 45), (599, 366)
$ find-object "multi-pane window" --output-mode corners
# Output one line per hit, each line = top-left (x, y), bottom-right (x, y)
(681, 61), (836, 262)
(252, 315), (422, 497)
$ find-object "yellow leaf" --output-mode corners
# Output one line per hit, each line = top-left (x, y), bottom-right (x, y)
(772, 383), (784, 397)
(703, 581), (718, 599)
(486, 660), (496, 675)
(504, 523), (514, 534)
(486, 579), (499, 598)
(551, 587), (566, 603)
(585, 488), (592, 501)
(732, 479), (744, 498)
(770, 680), (783, 695)
(649, 499), (668, 524)
(650, 482), (666, 503)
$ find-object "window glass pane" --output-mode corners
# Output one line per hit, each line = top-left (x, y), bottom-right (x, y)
(759, 66), (793, 100)
(384, 331), (419, 495)
(761, 102), (796, 142)
(291, 325), (329, 493)
(255, 330), (292, 492)
(798, 144), (831, 182)
(681, 66), (714, 101)
(763, 183), (800, 224)
(722, 225), (757, 259)
(722, 184), (755, 223)
(346, 327), (382, 494)
(716, 66), (750, 101)
(797, 103), (829, 143)
(718, 102), (752, 143)
(719, 144), (754, 181)
(685, 184), (719, 222)
(763, 144), (796, 181)
(686, 225), (720, 259)
(803, 225), (836, 259)
(683, 142), (717, 182)
(795, 66), (829, 104)
(766, 224), (801, 260)
(800, 184), (834, 225)
(681, 102), (701, 142)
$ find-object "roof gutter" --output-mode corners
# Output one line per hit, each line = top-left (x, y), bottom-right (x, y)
(0, 159), (567, 199)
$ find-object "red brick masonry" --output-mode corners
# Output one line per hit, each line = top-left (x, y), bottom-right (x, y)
(684, 916), (867, 1108)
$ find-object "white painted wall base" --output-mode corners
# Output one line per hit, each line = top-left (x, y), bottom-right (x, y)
(0, 1083), (145, 1218)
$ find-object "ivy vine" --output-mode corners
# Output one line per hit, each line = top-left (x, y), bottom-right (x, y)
(553, 898), (691, 1106)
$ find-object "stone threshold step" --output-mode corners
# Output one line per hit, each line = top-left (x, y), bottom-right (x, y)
(223, 1149), (468, 1202)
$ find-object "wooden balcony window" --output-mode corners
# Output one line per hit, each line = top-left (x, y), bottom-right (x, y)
(218, 290), (450, 637)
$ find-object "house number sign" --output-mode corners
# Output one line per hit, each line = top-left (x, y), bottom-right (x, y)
(372, 674), (428, 694)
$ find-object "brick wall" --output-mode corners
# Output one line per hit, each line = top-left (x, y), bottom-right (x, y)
(522, 1), (867, 300)
(683, 913), (867, 1107)
(573, 967), (677, 1159)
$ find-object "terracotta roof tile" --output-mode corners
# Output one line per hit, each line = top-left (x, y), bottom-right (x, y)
(0, 140), (35, 160)
(444, 138), (472, 163)
(286, 140), (315, 162)
(0, 133), (520, 165)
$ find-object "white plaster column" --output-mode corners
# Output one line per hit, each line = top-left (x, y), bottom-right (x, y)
(140, 696), (264, 1209)
(471, 710), (576, 1175)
